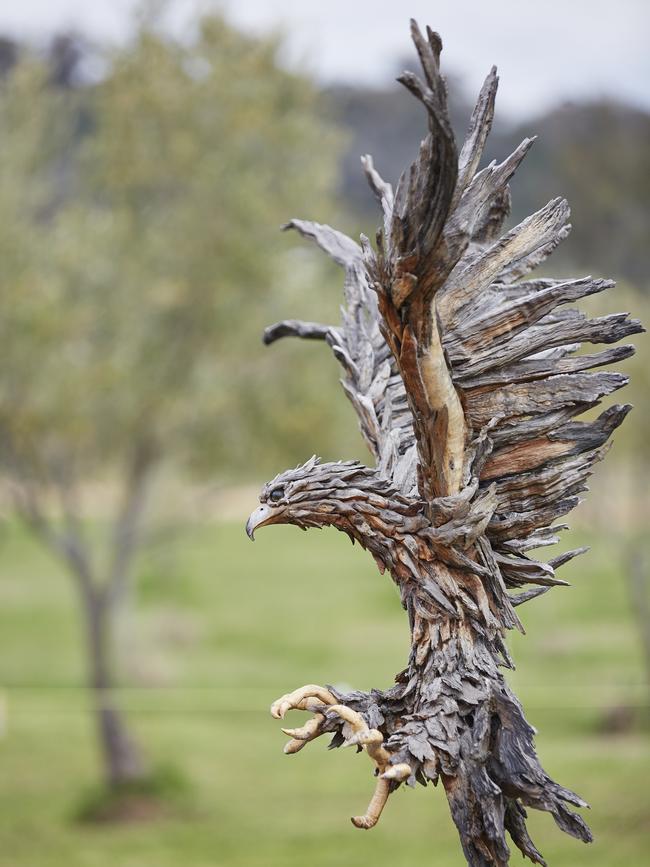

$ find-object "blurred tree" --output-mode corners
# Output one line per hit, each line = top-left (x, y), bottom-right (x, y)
(47, 32), (85, 88)
(0, 11), (341, 801)
(0, 35), (19, 78)
(504, 102), (650, 286)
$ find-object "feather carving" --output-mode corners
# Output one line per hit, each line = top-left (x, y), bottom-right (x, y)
(250, 20), (643, 866)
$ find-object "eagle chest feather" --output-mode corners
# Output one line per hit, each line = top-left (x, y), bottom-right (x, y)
(345, 497), (498, 635)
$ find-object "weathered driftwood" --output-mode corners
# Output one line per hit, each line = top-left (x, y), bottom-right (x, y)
(247, 20), (643, 867)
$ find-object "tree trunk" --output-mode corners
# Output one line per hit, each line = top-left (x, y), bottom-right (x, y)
(84, 590), (146, 788)
(7, 442), (155, 792)
(83, 440), (155, 788)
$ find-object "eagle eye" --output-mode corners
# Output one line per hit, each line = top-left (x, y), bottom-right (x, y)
(269, 487), (284, 503)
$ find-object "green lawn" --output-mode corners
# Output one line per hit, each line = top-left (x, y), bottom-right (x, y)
(0, 520), (648, 866)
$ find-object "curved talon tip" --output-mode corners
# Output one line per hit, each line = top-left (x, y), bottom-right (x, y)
(281, 726), (301, 738)
(351, 815), (376, 830)
(270, 701), (288, 719)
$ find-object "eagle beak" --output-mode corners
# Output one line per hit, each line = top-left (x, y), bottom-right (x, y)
(246, 504), (282, 540)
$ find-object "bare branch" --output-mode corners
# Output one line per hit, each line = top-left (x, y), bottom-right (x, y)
(11, 478), (95, 594)
(103, 438), (157, 609)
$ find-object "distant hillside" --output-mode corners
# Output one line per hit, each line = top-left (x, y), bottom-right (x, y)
(503, 102), (650, 285)
(328, 81), (650, 286)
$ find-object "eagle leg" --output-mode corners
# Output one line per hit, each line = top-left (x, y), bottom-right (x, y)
(270, 685), (411, 829)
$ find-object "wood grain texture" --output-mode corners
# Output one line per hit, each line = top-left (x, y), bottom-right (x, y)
(254, 18), (643, 867)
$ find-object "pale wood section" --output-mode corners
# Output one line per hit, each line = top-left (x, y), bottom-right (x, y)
(419, 298), (466, 495)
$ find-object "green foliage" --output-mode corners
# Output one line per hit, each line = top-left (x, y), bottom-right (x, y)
(0, 8), (360, 798)
(0, 10), (353, 488)
(0, 521), (647, 865)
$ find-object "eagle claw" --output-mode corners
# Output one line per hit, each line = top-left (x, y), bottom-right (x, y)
(270, 683), (412, 829)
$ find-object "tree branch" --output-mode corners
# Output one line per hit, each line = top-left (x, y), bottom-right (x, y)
(11, 476), (95, 597)
(102, 438), (157, 609)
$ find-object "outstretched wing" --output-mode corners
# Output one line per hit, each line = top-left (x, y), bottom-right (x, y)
(265, 19), (643, 599)
(264, 220), (419, 494)
(357, 20), (643, 590)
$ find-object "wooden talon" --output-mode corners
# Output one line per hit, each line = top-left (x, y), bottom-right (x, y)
(381, 762), (411, 782)
(281, 714), (325, 741)
(351, 778), (391, 830)
(270, 684), (337, 719)
(331, 705), (392, 767)
(283, 737), (309, 754)
(272, 687), (412, 829)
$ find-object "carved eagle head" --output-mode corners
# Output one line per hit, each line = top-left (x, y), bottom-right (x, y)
(246, 456), (393, 540)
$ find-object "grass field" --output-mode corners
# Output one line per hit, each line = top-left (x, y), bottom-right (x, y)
(0, 519), (648, 866)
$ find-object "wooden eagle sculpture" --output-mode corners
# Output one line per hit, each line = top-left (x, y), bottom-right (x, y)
(245, 21), (642, 866)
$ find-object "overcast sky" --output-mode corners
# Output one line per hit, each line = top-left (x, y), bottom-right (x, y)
(0, 0), (648, 118)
